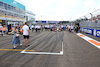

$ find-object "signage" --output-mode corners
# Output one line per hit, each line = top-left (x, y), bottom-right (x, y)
(87, 29), (94, 35)
(81, 28), (100, 38)
(96, 30), (100, 37)
(48, 21), (60, 23)
(42, 21), (46, 23)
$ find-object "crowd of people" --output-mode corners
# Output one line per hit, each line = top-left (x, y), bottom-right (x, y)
(0, 24), (25, 35)
(12, 24), (80, 48)
(30, 25), (67, 32)
(67, 24), (80, 33)
(0, 23), (80, 49)
(0, 24), (7, 35)
(30, 24), (80, 33)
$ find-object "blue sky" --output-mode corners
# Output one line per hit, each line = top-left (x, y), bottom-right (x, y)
(16, 0), (100, 21)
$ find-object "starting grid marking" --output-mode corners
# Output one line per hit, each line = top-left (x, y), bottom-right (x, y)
(77, 33), (100, 49)
(0, 49), (35, 52)
(0, 39), (64, 55)
(20, 41), (64, 55)
(1, 33), (100, 54)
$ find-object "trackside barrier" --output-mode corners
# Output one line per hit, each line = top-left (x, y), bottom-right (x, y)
(80, 28), (100, 37)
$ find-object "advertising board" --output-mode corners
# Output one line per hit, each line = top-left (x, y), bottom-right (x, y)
(81, 28), (100, 38)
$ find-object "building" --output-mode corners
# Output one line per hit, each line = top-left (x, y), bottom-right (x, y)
(0, 0), (26, 27)
(26, 10), (35, 27)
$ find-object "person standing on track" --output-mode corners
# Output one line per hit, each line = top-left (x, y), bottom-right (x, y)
(31, 25), (34, 32)
(11, 25), (22, 49)
(0, 24), (3, 36)
(70, 24), (74, 32)
(22, 22), (30, 47)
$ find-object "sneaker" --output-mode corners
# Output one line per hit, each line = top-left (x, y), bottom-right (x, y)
(20, 43), (22, 45)
(13, 48), (16, 49)
(13, 46), (16, 49)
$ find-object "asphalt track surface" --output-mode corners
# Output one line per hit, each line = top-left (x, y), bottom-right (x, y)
(0, 31), (100, 67)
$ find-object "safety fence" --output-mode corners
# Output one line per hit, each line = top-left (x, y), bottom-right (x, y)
(77, 9), (100, 29)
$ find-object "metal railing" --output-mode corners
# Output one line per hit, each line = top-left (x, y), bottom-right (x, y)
(76, 9), (100, 29)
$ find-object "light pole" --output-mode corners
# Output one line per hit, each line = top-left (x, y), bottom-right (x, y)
(84, 16), (87, 22)
(90, 13), (93, 21)
(90, 13), (93, 28)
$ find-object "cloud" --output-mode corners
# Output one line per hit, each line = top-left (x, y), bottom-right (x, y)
(15, 0), (100, 21)
(84, 0), (95, 7)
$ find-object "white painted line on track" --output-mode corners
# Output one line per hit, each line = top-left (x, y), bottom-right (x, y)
(21, 51), (63, 55)
(60, 41), (64, 54)
(21, 41), (64, 55)
(77, 33), (100, 49)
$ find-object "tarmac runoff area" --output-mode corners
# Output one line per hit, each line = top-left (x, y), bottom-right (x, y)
(0, 31), (100, 67)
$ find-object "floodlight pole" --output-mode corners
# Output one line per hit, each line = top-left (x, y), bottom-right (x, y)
(90, 13), (93, 21)
(84, 16), (87, 22)
(90, 13), (93, 28)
